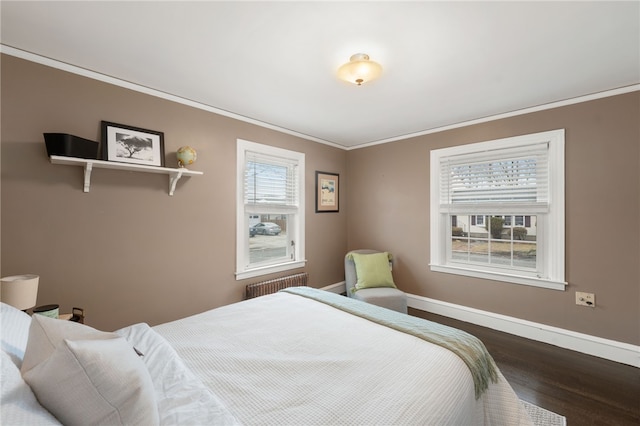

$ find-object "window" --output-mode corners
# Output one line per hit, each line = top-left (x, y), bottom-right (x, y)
(499, 215), (530, 227)
(472, 215), (484, 226)
(430, 129), (565, 290)
(236, 139), (305, 279)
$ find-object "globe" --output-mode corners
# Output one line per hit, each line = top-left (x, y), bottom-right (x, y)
(176, 146), (197, 167)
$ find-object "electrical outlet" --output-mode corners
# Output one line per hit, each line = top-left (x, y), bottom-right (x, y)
(576, 292), (595, 307)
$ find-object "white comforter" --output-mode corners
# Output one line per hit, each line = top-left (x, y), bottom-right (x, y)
(154, 291), (533, 425)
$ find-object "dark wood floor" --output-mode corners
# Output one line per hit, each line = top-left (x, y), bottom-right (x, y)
(409, 309), (640, 426)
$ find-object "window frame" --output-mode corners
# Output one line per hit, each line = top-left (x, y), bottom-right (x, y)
(236, 139), (306, 280)
(430, 129), (566, 290)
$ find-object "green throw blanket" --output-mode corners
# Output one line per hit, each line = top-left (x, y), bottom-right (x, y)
(281, 286), (499, 399)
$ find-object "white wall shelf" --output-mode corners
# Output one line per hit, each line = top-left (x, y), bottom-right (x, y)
(49, 155), (203, 196)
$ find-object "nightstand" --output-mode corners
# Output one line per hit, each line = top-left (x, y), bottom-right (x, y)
(59, 307), (85, 324)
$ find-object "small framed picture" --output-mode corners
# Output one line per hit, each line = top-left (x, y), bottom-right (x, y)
(316, 171), (339, 213)
(101, 121), (165, 167)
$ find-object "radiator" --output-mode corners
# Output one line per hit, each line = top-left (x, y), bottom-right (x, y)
(245, 272), (308, 299)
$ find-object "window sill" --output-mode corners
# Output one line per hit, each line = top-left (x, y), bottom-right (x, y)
(236, 260), (307, 281)
(430, 264), (566, 291)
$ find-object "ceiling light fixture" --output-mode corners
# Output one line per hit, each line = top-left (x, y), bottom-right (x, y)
(337, 53), (382, 86)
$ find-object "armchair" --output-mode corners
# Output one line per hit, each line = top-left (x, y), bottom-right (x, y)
(344, 249), (407, 314)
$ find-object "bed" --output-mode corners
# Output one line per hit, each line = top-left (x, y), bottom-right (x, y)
(1, 287), (533, 425)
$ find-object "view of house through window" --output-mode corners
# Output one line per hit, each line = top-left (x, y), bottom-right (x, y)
(451, 215), (537, 270)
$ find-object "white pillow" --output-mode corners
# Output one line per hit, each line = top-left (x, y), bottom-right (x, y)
(20, 312), (115, 373)
(0, 302), (33, 366)
(117, 323), (240, 425)
(0, 350), (60, 425)
(21, 315), (159, 426)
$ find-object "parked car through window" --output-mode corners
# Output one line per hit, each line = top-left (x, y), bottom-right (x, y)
(250, 222), (281, 236)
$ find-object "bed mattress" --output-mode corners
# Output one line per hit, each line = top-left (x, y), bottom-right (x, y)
(154, 289), (532, 425)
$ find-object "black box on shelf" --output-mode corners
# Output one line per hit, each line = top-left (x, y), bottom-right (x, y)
(44, 133), (99, 159)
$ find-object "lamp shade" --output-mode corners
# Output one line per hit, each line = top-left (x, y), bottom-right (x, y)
(337, 53), (383, 86)
(1, 274), (39, 310)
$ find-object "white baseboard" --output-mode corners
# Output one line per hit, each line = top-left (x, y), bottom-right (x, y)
(321, 281), (346, 294)
(407, 293), (640, 368)
(320, 282), (639, 368)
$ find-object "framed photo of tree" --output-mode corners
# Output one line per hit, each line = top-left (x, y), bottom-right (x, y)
(101, 121), (165, 167)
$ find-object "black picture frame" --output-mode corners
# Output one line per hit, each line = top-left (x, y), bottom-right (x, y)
(316, 171), (339, 213)
(101, 121), (165, 167)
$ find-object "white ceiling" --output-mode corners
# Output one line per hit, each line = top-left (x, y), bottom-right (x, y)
(2, 1), (638, 149)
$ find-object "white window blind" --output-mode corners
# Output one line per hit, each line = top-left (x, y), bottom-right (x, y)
(439, 142), (549, 214)
(244, 151), (299, 213)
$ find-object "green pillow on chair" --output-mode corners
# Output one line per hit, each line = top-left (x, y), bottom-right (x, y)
(351, 252), (396, 291)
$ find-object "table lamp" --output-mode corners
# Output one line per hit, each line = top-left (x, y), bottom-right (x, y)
(1, 274), (39, 311)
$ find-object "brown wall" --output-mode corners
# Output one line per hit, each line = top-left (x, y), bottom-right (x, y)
(346, 92), (640, 345)
(2, 54), (638, 346)
(1, 55), (347, 330)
